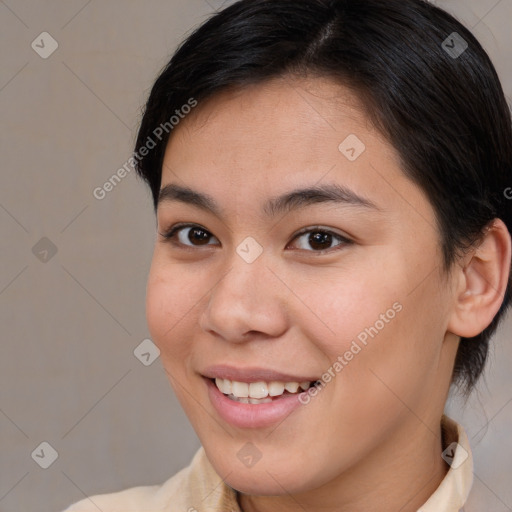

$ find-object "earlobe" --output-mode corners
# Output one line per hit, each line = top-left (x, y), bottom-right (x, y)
(447, 219), (511, 339)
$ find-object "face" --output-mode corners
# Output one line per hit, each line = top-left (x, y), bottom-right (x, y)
(146, 77), (459, 496)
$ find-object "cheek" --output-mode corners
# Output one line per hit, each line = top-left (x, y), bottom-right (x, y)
(145, 277), (172, 344)
(324, 279), (448, 424)
(299, 250), (445, 405)
(145, 259), (197, 361)
(292, 259), (400, 356)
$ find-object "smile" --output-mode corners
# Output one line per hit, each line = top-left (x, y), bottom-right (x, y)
(201, 366), (322, 428)
(214, 378), (314, 403)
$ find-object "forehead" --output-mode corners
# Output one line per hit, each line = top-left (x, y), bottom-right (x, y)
(160, 76), (432, 224)
(167, 76), (372, 160)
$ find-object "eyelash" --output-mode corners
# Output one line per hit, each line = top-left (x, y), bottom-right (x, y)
(159, 222), (352, 254)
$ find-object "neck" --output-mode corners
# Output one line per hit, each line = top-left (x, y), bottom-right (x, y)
(238, 415), (449, 512)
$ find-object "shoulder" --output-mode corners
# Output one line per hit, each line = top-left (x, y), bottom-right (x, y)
(62, 447), (216, 512)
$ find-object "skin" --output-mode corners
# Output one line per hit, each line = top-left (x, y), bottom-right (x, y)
(145, 76), (511, 512)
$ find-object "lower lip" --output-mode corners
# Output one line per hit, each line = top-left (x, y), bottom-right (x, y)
(205, 378), (308, 429)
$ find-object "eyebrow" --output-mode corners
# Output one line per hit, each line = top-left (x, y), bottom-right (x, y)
(157, 182), (379, 218)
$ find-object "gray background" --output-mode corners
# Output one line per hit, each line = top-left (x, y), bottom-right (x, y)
(0, 1), (511, 511)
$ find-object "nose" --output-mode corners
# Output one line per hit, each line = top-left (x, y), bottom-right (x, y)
(198, 251), (289, 343)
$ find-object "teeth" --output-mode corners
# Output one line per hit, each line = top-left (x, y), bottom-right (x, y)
(284, 382), (299, 393)
(249, 397), (272, 404)
(232, 381), (249, 397)
(215, 378), (232, 395)
(268, 381), (285, 396)
(226, 395), (273, 404)
(249, 381), (268, 399)
(215, 378), (313, 399)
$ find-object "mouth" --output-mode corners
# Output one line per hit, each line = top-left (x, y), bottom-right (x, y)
(201, 365), (322, 428)
(210, 377), (319, 404)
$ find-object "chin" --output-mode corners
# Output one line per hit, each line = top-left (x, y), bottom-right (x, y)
(207, 450), (317, 496)
(227, 471), (304, 497)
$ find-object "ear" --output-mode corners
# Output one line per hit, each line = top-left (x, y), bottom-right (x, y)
(447, 219), (511, 338)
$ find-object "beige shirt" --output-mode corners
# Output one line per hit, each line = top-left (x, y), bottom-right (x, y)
(63, 415), (473, 512)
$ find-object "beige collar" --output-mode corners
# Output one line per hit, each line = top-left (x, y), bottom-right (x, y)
(418, 415), (473, 511)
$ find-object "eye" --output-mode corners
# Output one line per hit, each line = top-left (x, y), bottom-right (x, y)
(288, 226), (351, 253)
(159, 223), (219, 247)
(159, 223), (351, 254)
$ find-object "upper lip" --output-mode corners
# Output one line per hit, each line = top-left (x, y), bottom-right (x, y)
(201, 364), (318, 383)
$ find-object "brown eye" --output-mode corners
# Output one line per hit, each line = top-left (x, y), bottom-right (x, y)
(186, 227), (212, 245)
(160, 224), (219, 247)
(308, 231), (334, 251)
(290, 227), (351, 253)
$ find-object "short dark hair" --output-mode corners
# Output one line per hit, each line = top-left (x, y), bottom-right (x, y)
(133, 0), (512, 393)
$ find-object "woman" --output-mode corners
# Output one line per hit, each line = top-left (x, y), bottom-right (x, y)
(64, 0), (512, 510)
